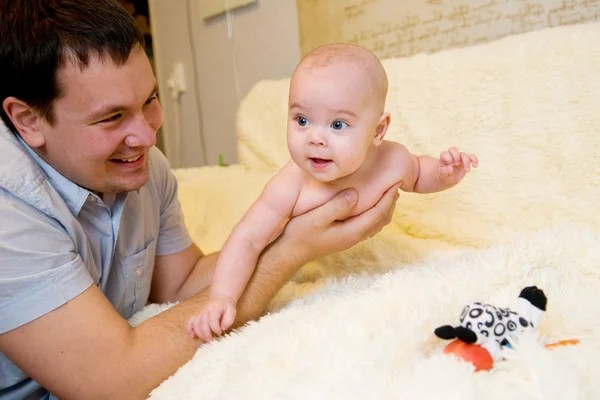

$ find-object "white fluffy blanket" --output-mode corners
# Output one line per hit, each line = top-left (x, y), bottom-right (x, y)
(136, 23), (600, 399)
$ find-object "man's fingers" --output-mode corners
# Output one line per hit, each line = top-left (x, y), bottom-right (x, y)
(313, 189), (358, 228)
(343, 183), (399, 240)
(362, 187), (399, 239)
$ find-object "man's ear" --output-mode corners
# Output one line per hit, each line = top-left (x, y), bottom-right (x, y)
(2, 97), (46, 147)
(373, 112), (391, 146)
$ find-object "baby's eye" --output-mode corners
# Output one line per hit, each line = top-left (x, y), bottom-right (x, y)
(296, 116), (309, 126)
(331, 120), (348, 130)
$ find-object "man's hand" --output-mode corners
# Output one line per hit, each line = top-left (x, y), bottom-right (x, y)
(283, 183), (400, 263)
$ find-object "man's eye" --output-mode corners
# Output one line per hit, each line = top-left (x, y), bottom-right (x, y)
(98, 114), (122, 124)
(145, 95), (158, 105)
(296, 116), (309, 126)
(331, 120), (347, 130)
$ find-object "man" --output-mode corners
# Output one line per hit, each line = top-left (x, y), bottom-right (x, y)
(0, 1), (399, 399)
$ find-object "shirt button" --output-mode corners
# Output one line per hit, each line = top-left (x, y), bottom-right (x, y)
(135, 268), (142, 277)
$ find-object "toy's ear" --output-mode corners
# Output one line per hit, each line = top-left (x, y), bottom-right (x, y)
(454, 326), (478, 344)
(434, 325), (456, 340)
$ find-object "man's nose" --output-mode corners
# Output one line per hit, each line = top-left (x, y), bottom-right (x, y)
(124, 116), (157, 148)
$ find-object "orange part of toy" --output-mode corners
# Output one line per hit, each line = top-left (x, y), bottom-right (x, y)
(443, 339), (494, 371)
(545, 339), (580, 349)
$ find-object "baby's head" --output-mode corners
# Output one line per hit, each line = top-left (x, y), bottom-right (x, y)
(287, 43), (390, 182)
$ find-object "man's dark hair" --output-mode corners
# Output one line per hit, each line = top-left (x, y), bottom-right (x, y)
(0, 0), (145, 134)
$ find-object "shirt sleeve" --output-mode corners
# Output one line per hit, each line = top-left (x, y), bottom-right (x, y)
(0, 190), (94, 334)
(148, 147), (194, 256)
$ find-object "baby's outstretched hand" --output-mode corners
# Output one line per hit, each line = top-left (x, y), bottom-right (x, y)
(186, 294), (237, 342)
(438, 147), (478, 184)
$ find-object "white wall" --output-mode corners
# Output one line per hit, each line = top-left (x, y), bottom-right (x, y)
(149, 0), (301, 167)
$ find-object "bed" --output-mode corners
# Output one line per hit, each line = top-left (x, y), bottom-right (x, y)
(135, 21), (600, 399)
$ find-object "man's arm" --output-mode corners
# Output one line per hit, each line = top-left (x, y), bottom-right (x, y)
(0, 185), (399, 400)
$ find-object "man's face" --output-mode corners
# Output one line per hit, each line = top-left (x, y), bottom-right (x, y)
(36, 46), (163, 194)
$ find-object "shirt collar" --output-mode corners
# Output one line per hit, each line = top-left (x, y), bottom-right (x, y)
(16, 136), (93, 217)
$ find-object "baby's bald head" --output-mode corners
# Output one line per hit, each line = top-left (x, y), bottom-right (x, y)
(293, 43), (388, 110)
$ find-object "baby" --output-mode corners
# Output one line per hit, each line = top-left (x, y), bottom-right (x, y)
(187, 43), (478, 341)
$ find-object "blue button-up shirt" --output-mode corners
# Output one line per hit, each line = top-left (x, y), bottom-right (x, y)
(0, 122), (193, 399)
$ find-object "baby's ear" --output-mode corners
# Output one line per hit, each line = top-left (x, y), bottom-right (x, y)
(373, 112), (390, 145)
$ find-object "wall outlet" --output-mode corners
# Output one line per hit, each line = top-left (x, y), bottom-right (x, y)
(166, 62), (186, 99)
(198, 0), (257, 20)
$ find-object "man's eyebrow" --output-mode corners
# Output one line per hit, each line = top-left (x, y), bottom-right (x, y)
(87, 83), (159, 122)
(86, 104), (126, 122)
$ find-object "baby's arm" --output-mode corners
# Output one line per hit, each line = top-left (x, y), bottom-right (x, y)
(188, 166), (303, 341)
(209, 162), (303, 306)
(395, 144), (478, 193)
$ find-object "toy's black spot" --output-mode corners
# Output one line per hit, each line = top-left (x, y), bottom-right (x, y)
(494, 323), (506, 336)
(519, 317), (529, 327)
(484, 310), (495, 327)
(460, 305), (469, 322)
(469, 308), (483, 318)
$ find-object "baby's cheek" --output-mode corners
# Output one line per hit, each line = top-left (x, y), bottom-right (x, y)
(345, 142), (366, 160)
(288, 139), (303, 160)
(336, 151), (363, 173)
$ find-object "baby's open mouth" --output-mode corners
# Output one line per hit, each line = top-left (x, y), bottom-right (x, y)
(309, 157), (332, 169)
(309, 157), (331, 165)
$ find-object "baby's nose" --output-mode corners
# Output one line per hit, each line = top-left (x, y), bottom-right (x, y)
(308, 129), (327, 146)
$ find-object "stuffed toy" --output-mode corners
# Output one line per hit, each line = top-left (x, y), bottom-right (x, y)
(434, 286), (578, 371)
